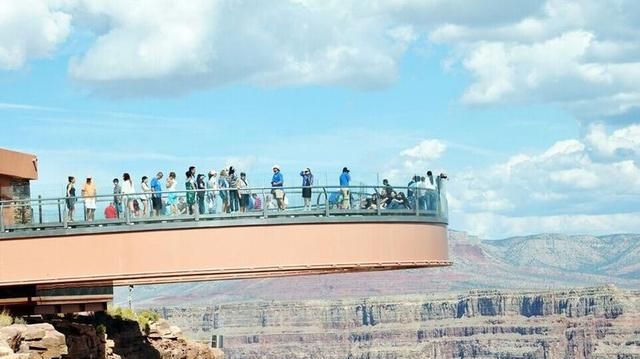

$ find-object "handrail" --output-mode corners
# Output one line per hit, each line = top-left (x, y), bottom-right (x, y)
(0, 185), (440, 205)
(0, 183), (447, 233)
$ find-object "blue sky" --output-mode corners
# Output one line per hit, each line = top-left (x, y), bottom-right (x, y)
(2, 0), (640, 238)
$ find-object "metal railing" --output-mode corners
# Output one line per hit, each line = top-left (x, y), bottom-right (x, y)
(0, 184), (448, 233)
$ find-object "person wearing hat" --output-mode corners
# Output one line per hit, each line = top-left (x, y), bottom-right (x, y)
(299, 168), (314, 211)
(82, 177), (97, 221)
(339, 167), (351, 209)
(271, 165), (285, 210)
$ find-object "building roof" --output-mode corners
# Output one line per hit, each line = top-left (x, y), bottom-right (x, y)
(0, 148), (38, 180)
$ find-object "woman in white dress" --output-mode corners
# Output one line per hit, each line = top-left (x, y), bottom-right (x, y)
(122, 173), (137, 216)
(141, 176), (152, 217)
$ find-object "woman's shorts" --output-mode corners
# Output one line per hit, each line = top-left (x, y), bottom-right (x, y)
(302, 187), (312, 199)
(66, 198), (75, 210)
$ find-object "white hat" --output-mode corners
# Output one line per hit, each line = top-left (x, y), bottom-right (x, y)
(209, 169), (217, 176)
(272, 164), (280, 170)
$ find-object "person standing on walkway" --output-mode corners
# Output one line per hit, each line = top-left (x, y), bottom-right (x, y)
(66, 176), (76, 222)
(300, 168), (314, 211)
(417, 176), (427, 210)
(227, 166), (239, 212)
(113, 178), (122, 218)
(82, 177), (97, 221)
(271, 165), (285, 210)
(185, 170), (196, 215)
(339, 167), (351, 209)
(238, 172), (250, 213)
(207, 170), (219, 214)
(122, 173), (137, 216)
(425, 171), (436, 210)
(196, 174), (206, 215)
(218, 169), (230, 213)
(140, 176), (151, 217)
(165, 172), (178, 215)
(150, 172), (164, 216)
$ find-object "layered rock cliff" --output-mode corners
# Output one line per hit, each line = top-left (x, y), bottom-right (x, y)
(155, 286), (640, 358)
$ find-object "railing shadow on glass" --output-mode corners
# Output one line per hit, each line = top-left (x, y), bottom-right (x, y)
(0, 185), (447, 232)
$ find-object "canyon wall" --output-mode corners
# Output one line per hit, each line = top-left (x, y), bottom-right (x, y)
(156, 286), (640, 358)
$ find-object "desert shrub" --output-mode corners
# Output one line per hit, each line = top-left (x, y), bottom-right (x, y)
(0, 309), (13, 327)
(107, 306), (137, 322)
(137, 310), (160, 334)
(106, 306), (160, 334)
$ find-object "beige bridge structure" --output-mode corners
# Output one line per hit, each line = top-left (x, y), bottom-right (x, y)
(0, 149), (450, 314)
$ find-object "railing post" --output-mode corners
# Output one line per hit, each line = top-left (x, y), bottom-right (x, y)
(63, 205), (68, 229)
(0, 202), (4, 232)
(38, 195), (43, 224)
(375, 188), (381, 216)
(262, 188), (267, 219)
(323, 187), (329, 217)
(124, 195), (132, 224)
(57, 198), (62, 223)
(194, 190), (200, 221)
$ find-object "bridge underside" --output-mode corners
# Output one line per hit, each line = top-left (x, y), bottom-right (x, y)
(0, 217), (449, 313)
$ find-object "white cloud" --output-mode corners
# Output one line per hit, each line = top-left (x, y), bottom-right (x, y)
(0, 0), (71, 70)
(549, 168), (600, 189)
(445, 123), (640, 237)
(379, 139), (448, 184)
(400, 139), (446, 160)
(429, 0), (640, 122)
(584, 123), (640, 158)
(65, 0), (410, 95)
(3, 0), (640, 117)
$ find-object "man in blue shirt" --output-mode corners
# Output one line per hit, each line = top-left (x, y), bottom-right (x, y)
(271, 165), (285, 210)
(150, 172), (163, 216)
(339, 167), (351, 209)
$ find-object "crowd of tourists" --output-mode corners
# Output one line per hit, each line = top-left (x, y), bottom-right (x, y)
(63, 165), (445, 222)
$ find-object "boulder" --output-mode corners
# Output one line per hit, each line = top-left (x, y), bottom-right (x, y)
(0, 324), (67, 359)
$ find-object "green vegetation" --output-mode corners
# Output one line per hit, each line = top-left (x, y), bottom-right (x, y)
(96, 324), (107, 336)
(107, 306), (137, 322)
(106, 306), (160, 334)
(0, 309), (13, 327)
(137, 310), (160, 334)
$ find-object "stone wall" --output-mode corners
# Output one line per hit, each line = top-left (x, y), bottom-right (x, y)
(0, 177), (32, 226)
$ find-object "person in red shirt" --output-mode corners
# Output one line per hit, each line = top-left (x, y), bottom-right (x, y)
(104, 202), (118, 219)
